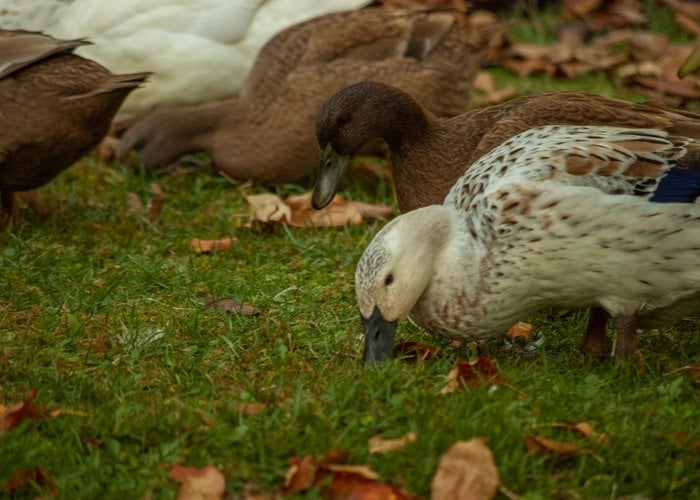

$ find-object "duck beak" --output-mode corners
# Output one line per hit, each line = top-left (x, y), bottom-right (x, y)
(362, 306), (397, 362)
(312, 144), (350, 210)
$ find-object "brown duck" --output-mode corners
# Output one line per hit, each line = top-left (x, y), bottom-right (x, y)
(0, 30), (149, 225)
(314, 81), (700, 360)
(115, 8), (503, 184)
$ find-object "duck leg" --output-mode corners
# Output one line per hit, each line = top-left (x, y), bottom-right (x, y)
(581, 307), (611, 360)
(614, 315), (638, 363)
(1, 188), (16, 229)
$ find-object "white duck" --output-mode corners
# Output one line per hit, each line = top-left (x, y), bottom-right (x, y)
(355, 125), (700, 363)
(0, 0), (370, 123)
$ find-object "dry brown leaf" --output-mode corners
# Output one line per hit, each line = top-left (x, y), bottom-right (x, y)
(564, 0), (603, 17)
(506, 322), (532, 341)
(126, 191), (144, 213)
(368, 432), (418, 455)
(325, 464), (379, 480)
(662, 0), (700, 18)
(2, 467), (57, 495)
(235, 402), (269, 416)
(148, 182), (164, 221)
(190, 236), (234, 254)
(440, 358), (504, 394)
(169, 464), (225, 500)
(551, 422), (608, 444)
(325, 471), (415, 499)
(524, 435), (579, 459)
(671, 432), (700, 452)
(245, 193), (292, 224)
(0, 389), (47, 432)
(431, 438), (500, 500)
(472, 71), (517, 107)
(204, 295), (261, 316)
(664, 365), (700, 378)
(245, 192), (393, 228)
(393, 341), (443, 362)
(283, 455), (317, 495)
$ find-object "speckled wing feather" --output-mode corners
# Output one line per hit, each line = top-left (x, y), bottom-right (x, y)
(450, 125), (700, 213)
(0, 30), (85, 79)
(467, 178), (700, 325)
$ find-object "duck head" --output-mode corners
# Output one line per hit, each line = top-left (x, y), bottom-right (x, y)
(355, 205), (453, 361)
(313, 81), (425, 210)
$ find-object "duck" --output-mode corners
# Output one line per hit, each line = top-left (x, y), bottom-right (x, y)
(314, 82), (700, 212)
(314, 81), (700, 358)
(0, 0), (372, 123)
(355, 125), (700, 363)
(115, 8), (501, 185)
(0, 30), (148, 225)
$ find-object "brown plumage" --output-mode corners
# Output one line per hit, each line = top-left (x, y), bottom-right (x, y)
(115, 8), (502, 184)
(314, 81), (700, 212)
(315, 81), (700, 360)
(0, 30), (149, 225)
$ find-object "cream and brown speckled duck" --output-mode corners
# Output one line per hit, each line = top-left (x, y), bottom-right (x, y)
(355, 125), (700, 363)
(0, 30), (148, 225)
(315, 81), (700, 359)
(115, 8), (502, 185)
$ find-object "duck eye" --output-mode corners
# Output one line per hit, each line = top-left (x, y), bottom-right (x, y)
(336, 114), (351, 126)
(133, 137), (147, 151)
(384, 274), (394, 287)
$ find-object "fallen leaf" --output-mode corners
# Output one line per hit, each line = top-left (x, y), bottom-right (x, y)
(431, 438), (500, 500)
(148, 182), (165, 221)
(169, 464), (225, 500)
(369, 432), (418, 454)
(670, 432), (700, 452)
(2, 467), (57, 495)
(551, 422), (608, 444)
(440, 358), (504, 394)
(245, 193), (292, 224)
(393, 341), (443, 362)
(0, 389), (47, 432)
(282, 449), (414, 498)
(664, 364), (700, 379)
(126, 191), (144, 212)
(325, 471), (415, 499)
(245, 192), (393, 228)
(472, 71), (517, 107)
(524, 435), (579, 459)
(204, 295), (261, 316)
(283, 455), (317, 495)
(506, 321), (532, 341)
(235, 402), (268, 416)
(190, 236), (234, 254)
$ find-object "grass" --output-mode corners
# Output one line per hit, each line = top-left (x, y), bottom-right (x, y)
(2, 4), (700, 499)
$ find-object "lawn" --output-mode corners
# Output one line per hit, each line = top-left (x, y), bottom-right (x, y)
(1, 2), (699, 498)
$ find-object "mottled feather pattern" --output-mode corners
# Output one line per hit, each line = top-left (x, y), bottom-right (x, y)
(448, 125), (699, 215)
(355, 125), (700, 344)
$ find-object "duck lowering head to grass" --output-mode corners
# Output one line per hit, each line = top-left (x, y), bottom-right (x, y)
(115, 8), (501, 184)
(316, 81), (700, 359)
(355, 125), (700, 363)
(0, 30), (148, 226)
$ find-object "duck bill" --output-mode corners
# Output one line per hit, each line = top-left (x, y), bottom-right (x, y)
(362, 306), (397, 363)
(312, 144), (350, 210)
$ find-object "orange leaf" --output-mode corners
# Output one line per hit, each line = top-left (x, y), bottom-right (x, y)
(0, 389), (47, 432)
(245, 192), (393, 228)
(506, 321), (532, 341)
(524, 435), (578, 459)
(551, 422), (608, 444)
(168, 464), (225, 500)
(2, 467), (57, 495)
(325, 471), (415, 500)
(440, 358), (504, 394)
(190, 236), (234, 254)
(283, 455), (317, 495)
(368, 432), (418, 455)
(431, 438), (500, 500)
(235, 402), (268, 416)
(393, 342), (443, 362)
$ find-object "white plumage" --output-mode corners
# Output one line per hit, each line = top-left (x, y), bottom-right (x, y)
(356, 125), (700, 361)
(0, 0), (370, 122)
